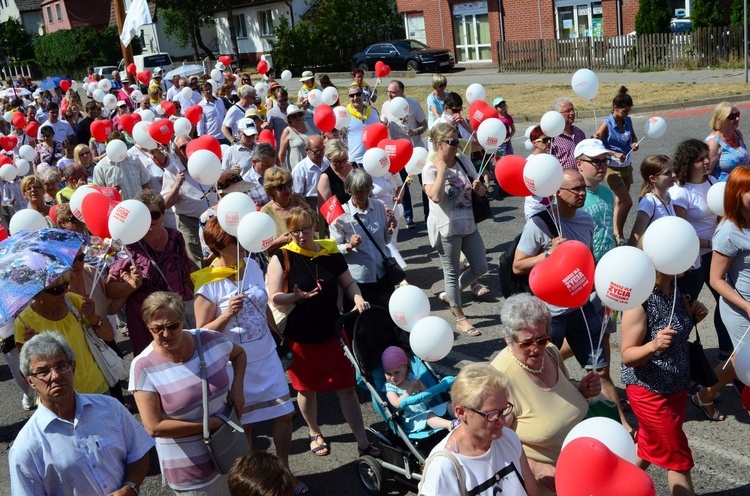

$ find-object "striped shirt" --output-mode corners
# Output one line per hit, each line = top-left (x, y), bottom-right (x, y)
(129, 330), (233, 490)
(551, 125), (586, 170)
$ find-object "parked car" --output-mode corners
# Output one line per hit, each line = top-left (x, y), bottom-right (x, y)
(93, 66), (118, 80)
(117, 52), (175, 75)
(352, 40), (454, 72)
(670, 18), (693, 33)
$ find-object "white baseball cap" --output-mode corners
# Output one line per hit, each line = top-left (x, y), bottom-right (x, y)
(237, 118), (258, 137)
(574, 139), (612, 158)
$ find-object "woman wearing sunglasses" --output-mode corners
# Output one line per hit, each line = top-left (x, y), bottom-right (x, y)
(261, 167), (311, 255)
(490, 294), (599, 495)
(523, 126), (554, 220)
(706, 101), (749, 182)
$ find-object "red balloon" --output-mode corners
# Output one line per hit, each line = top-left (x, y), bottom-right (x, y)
(224, 73), (235, 83)
(313, 104), (336, 133)
(160, 100), (176, 117)
(218, 55), (233, 67)
(529, 240), (595, 308)
(119, 113), (140, 135)
(0, 223), (8, 242)
(742, 385), (750, 411)
(495, 155), (531, 197)
(59, 80), (71, 92)
(0, 135), (18, 152)
(25, 121), (39, 139)
(48, 204), (59, 226)
(361, 123), (389, 150)
(469, 100), (499, 131)
(11, 112), (26, 129)
(257, 60), (269, 75)
(149, 119), (175, 145)
(374, 61), (391, 78)
(184, 105), (203, 126)
(136, 70), (151, 86)
(90, 120), (114, 143)
(82, 193), (118, 239)
(127, 63), (137, 76)
(378, 138), (413, 174)
(556, 437), (655, 496)
(186, 135), (222, 160)
(258, 129), (275, 147)
(94, 186), (122, 202)
(0, 155), (11, 166)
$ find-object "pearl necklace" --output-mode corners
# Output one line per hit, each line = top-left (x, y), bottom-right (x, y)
(509, 350), (545, 375)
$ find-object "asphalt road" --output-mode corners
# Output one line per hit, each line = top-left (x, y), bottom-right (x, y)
(1, 102), (749, 495)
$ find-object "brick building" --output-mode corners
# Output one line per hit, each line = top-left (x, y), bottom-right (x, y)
(396, 0), (691, 65)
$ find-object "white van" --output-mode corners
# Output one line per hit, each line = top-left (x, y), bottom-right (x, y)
(118, 52), (175, 74)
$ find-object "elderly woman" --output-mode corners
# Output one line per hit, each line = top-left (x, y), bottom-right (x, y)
(372, 169), (406, 267)
(266, 207), (378, 459)
(420, 363), (540, 496)
(14, 270), (113, 395)
(130, 291), (246, 495)
(622, 266), (708, 495)
(490, 294), (599, 494)
(33, 125), (63, 171)
(330, 169), (396, 309)
(107, 189), (194, 356)
(706, 101), (748, 181)
(56, 163), (88, 204)
(278, 105), (309, 172)
(73, 143), (95, 178)
(37, 167), (61, 206)
(317, 138), (353, 209)
(193, 218), (305, 493)
(424, 122), (488, 337)
(261, 167), (310, 255)
(20, 175), (54, 226)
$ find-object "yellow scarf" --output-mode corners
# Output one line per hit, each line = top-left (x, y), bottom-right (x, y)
(347, 103), (372, 122)
(351, 81), (370, 89)
(190, 260), (245, 292)
(282, 239), (339, 258)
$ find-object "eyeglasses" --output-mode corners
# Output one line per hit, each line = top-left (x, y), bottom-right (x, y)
(560, 186), (587, 194)
(44, 282), (69, 296)
(561, 108), (576, 114)
(579, 158), (611, 167)
(466, 403), (514, 422)
(534, 137), (552, 144)
(449, 107), (463, 113)
(307, 147), (325, 155)
(290, 225), (313, 236)
(441, 138), (460, 147)
(74, 253), (85, 263)
(79, 151), (91, 156)
(729, 112), (741, 120)
(277, 181), (294, 191)
(515, 336), (552, 351)
(348, 92), (363, 98)
(27, 362), (72, 381)
(150, 210), (163, 220)
(148, 321), (181, 335)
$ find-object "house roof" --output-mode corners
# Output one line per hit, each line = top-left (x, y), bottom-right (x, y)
(64, 0), (112, 29)
(16, 0), (42, 12)
(219, 0), (288, 10)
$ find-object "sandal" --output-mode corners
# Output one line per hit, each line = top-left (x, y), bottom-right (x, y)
(439, 291), (450, 306)
(455, 317), (481, 337)
(309, 434), (330, 456)
(357, 443), (381, 458)
(471, 283), (490, 299)
(691, 392), (725, 421)
(294, 482), (310, 495)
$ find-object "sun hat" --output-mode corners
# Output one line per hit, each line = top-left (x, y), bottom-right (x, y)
(216, 171), (252, 195)
(299, 71), (314, 82)
(285, 104), (305, 121)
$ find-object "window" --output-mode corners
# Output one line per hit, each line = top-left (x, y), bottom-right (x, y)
(46, 6), (52, 23)
(258, 10), (273, 37)
(55, 3), (62, 21)
(232, 14), (247, 39)
(367, 44), (393, 55)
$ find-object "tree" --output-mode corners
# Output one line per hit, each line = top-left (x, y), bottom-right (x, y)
(34, 27), (127, 76)
(634, 0), (670, 34)
(730, 0), (747, 27)
(155, 0), (215, 59)
(0, 18), (35, 62)
(691, 0), (726, 27)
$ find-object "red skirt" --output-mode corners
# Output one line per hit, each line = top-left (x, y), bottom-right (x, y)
(626, 384), (694, 471)
(287, 337), (355, 392)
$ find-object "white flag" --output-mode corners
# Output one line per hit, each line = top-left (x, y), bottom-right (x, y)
(120, 0), (153, 47)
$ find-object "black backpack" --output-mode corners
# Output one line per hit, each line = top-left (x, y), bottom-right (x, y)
(498, 209), (559, 299)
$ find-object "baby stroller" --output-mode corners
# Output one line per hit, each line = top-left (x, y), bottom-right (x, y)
(337, 306), (454, 495)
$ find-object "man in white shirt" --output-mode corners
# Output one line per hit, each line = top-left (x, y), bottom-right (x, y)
(196, 82), (228, 145)
(221, 118), (257, 179)
(165, 73), (181, 101)
(173, 78), (201, 111)
(244, 142), (277, 209)
(292, 134), (329, 214)
(39, 102), (75, 143)
(221, 85), (257, 143)
(266, 87), (290, 150)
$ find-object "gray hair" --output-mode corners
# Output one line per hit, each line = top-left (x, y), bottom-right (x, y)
(239, 85), (256, 99)
(141, 291), (186, 325)
(551, 97), (573, 112)
(500, 293), (551, 341)
(324, 139), (348, 162)
(135, 188), (166, 213)
(38, 167), (61, 185)
(252, 142), (276, 161)
(344, 168), (372, 195)
(19, 332), (76, 376)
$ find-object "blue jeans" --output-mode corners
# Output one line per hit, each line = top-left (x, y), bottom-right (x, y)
(550, 301), (606, 368)
(399, 169), (428, 221)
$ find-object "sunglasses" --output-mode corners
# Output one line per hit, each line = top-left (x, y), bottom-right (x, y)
(348, 92), (363, 98)
(449, 107), (463, 113)
(149, 321), (181, 334)
(534, 137), (552, 144)
(729, 112), (741, 120)
(515, 336), (551, 351)
(441, 138), (460, 147)
(277, 181), (293, 191)
(150, 210), (163, 220)
(44, 282), (69, 296)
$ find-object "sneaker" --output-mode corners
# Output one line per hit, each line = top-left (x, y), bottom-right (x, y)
(405, 217), (415, 229)
(22, 393), (36, 411)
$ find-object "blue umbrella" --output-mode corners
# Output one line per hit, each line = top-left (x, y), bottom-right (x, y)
(0, 228), (85, 323)
(37, 76), (71, 91)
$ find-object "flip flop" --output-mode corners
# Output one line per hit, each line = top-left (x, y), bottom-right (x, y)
(455, 317), (481, 337)
(691, 392), (725, 421)
(471, 284), (490, 298)
(309, 434), (330, 456)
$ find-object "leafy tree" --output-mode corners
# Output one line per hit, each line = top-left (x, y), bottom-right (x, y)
(691, 0), (726, 27)
(730, 0), (747, 27)
(0, 18), (35, 62)
(34, 27), (127, 76)
(155, 0), (215, 59)
(634, 0), (671, 34)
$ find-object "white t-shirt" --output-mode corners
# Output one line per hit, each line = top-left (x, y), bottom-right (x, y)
(40, 119), (74, 143)
(669, 178), (717, 256)
(636, 192), (675, 223)
(423, 158), (477, 246)
(420, 427), (528, 496)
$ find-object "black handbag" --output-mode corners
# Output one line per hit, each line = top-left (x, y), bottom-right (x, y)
(353, 212), (406, 286)
(688, 325), (719, 387)
(457, 158), (492, 223)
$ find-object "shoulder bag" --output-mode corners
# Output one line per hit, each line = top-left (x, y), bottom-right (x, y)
(195, 330), (250, 474)
(419, 449), (468, 496)
(457, 158), (492, 223)
(353, 212), (406, 286)
(688, 323), (719, 387)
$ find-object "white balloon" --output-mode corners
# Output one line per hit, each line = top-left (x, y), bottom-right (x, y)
(180, 87), (193, 100)
(154, 105), (165, 116)
(254, 82), (269, 97)
(362, 147), (390, 178)
(465, 83), (486, 104)
(92, 89), (105, 103)
(19, 144), (35, 162)
(333, 106), (351, 130)
(595, 246), (656, 311)
(321, 86), (339, 107)
(130, 89), (143, 102)
(524, 125), (536, 139)
(106, 140), (127, 163)
(643, 116), (667, 139)
(523, 154), (563, 197)
(82, 82), (89, 92)
(173, 117), (192, 137)
(405, 147), (429, 176)
(14, 159), (30, 176)
(2, 111), (11, 123)
(210, 69), (222, 82)
(108, 199), (151, 244)
(477, 117), (507, 153)
(540, 110), (566, 137)
(71, 80), (78, 92)
(132, 121), (158, 149)
(216, 192), (256, 236)
(388, 285), (430, 332)
(237, 211), (277, 253)
(706, 181), (726, 216)
(734, 346), (750, 386)
(102, 94), (117, 111)
(9, 209), (46, 235)
(139, 109), (155, 123)
(571, 68), (600, 100)
(409, 316), (454, 362)
(0, 164), (17, 182)
(524, 139), (534, 151)
(88, 81), (98, 91)
(642, 216), (700, 275)
(69, 186), (98, 222)
(281, 70), (292, 82)
(188, 149), (222, 185)
(388, 97), (410, 120)
(307, 89), (322, 107)
(562, 416), (636, 464)
(98, 78), (112, 92)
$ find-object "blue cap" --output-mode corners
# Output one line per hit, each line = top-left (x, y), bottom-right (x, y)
(493, 97), (506, 107)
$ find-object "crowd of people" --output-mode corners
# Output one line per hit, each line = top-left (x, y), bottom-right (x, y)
(0, 63), (748, 496)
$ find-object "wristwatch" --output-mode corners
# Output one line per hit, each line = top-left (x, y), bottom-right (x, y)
(123, 481), (140, 495)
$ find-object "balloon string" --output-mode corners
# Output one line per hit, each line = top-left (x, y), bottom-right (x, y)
(666, 274), (678, 329)
(236, 243), (240, 294)
(461, 131), (475, 156)
(591, 101), (597, 135)
(476, 151), (494, 178)
(722, 324), (750, 370)
(548, 199), (563, 239)
(623, 137), (644, 163)
(580, 306), (599, 373)
(88, 255), (104, 299)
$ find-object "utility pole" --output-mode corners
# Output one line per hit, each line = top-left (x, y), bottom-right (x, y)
(114, 0), (134, 67)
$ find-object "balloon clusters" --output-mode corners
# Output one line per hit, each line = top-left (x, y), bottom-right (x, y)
(215, 192), (277, 253)
(358, 122), (427, 179)
(388, 285), (454, 362)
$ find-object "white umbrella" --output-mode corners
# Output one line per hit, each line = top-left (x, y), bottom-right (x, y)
(165, 65), (205, 80)
(0, 87), (31, 98)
